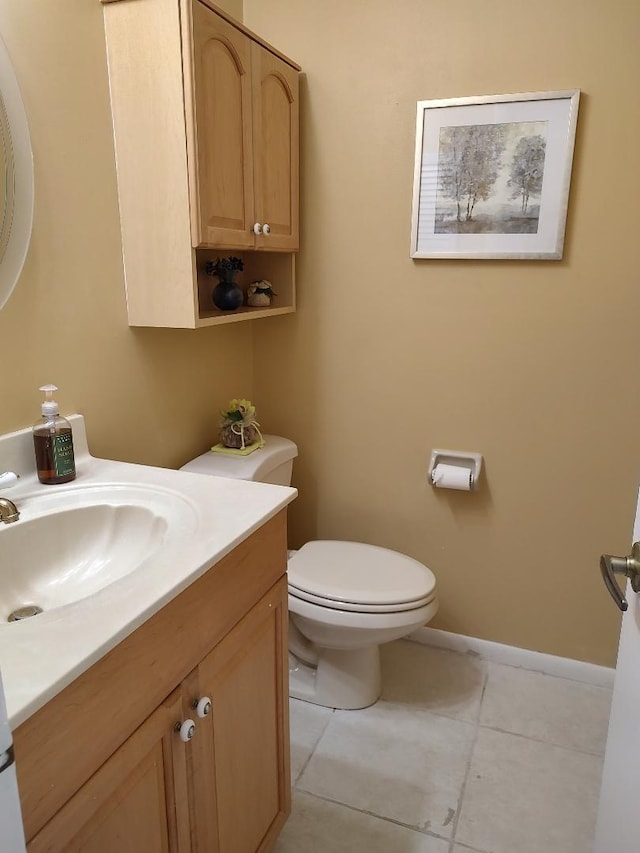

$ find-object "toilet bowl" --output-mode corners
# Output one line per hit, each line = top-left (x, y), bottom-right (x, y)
(287, 539), (438, 708)
(180, 436), (439, 710)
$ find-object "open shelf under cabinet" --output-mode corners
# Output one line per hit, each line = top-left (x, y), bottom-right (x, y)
(194, 250), (296, 328)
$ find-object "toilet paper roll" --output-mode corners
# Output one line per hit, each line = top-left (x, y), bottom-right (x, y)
(432, 463), (472, 491)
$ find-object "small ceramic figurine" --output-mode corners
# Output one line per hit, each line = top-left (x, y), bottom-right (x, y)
(247, 280), (276, 307)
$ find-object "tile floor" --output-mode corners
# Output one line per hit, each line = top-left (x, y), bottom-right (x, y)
(274, 639), (612, 853)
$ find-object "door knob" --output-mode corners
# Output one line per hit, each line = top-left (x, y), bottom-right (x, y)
(175, 719), (196, 742)
(253, 222), (262, 234)
(600, 542), (640, 612)
(192, 696), (212, 718)
(262, 223), (271, 234)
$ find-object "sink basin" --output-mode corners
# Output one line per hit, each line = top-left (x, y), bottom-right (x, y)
(0, 484), (198, 622)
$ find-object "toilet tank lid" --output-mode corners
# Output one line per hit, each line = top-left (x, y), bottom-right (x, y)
(179, 435), (298, 481)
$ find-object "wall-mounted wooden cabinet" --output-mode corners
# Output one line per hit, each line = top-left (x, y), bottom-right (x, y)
(188, 3), (299, 252)
(101, 0), (300, 328)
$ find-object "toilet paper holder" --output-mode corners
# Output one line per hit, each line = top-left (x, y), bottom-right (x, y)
(428, 449), (483, 491)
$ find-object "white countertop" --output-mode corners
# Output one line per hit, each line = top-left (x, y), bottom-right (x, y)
(0, 417), (296, 729)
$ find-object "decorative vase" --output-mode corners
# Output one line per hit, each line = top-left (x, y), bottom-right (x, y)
(212, 278), (243, 311)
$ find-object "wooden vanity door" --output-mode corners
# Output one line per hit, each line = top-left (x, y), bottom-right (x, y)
(189, 578), (291, 853)
(251, 43), (299, 252)
(26, 688), (191, 853)
(188, 0), (255, 249)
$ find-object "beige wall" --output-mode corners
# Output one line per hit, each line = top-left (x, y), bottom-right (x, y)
(1, 0), (637, 666)
(0, 0), (252, 469)
(246, 0), (640, 665)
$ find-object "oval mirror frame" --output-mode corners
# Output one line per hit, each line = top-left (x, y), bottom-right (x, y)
(0, 32), (33, 312)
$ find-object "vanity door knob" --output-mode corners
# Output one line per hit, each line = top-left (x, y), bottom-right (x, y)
(175, 719), (196, 743)
(253, 222), (263, 235)
(193, 696), (212, 718)
(262, 223), (271, 235)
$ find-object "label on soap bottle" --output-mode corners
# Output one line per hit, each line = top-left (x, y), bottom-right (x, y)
(52, 431), (75, 477)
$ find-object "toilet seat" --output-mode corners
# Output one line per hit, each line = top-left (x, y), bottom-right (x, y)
(289, 586), (437, 614)
(288, 540), (437, 614)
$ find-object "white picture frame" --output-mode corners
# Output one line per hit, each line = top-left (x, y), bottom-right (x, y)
(410, 89), (580, 260)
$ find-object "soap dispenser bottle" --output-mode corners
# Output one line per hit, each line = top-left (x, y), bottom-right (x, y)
(33, 384), (76, 484)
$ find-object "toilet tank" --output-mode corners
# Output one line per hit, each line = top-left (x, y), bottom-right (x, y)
(180, 435), (298, 486)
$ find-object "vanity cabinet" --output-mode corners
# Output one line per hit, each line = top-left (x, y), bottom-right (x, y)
(100, 0), (300, 328)
(14, 512), (290, 853)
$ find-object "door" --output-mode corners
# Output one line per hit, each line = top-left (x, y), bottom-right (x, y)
(0, 669), (26, 853)
(185, 1), (299, 252)
(251, 43), (299, 252)
(27, 689), (191, 853)
(188, 579), (291, 853)
(593, 486), (640, 851)
(189, 0), (255, 249)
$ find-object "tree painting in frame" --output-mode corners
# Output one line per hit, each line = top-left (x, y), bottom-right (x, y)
(410, 90), (580, 259)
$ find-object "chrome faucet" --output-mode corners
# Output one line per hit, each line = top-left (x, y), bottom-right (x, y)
(0, 471), (19, 523)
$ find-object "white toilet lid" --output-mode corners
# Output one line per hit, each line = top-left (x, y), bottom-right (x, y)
(287, 541), (436, 611)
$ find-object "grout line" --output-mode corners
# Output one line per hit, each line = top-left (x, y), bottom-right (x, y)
(482, 658), (615, 691)
(290, 703), (335, 785)
(450, 841), (491, 853)
(475, 660), (490, 725)
(447, 666), (488, 848)
(378, 696), (480, 729)
(476, 721), (607, 758)
(292, 788), (452, 843)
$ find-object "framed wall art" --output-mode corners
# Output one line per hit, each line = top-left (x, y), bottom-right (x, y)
(410, 90), (580, 260)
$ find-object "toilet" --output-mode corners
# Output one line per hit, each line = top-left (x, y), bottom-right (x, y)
(180, 436), (438, 709)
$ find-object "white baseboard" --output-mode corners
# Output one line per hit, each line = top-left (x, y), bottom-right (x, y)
(408, 626), (615, 689)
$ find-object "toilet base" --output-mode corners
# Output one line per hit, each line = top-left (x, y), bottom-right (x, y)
(288, 644), (382, 710)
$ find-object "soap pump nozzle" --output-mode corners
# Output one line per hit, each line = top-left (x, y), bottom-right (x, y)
(39, 384), (60, 419)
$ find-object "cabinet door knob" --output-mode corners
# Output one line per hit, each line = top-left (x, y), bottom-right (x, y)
(193, 696), (212, 718)
(175, 719), (196, 742)
(262, 223), (271, 235)
(253, 222), (263, 235)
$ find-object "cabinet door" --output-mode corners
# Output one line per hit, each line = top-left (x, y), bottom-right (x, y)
(189, 578), (291, 853)
(252, 43), (300, 252)
(27, 689), (192, 853)
(189, 0), (255, 249)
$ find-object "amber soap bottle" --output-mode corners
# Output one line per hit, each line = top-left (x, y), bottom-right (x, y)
(32, 384), (76, 485)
